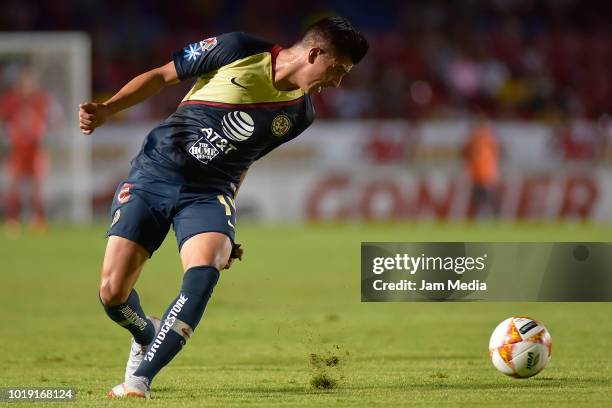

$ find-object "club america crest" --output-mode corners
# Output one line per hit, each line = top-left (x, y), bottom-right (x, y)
(271, 114), (291, 137)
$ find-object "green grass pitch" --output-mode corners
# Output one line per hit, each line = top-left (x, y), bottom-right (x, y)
(1, 222), (611, 407)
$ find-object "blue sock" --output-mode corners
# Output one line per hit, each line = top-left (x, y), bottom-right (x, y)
(101, 289), (156, 346)
(134, 265), (220, 382)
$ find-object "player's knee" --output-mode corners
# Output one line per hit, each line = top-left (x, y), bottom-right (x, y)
(209, 247), (232, 271)
(99, 279), (129, 306)
(181, 234), (232, 271)
(184, 255), (225, 272)
(212, 251), (230, 271)
(218, 241), (233, 270)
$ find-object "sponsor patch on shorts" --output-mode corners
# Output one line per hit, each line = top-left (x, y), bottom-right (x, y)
(118, 183), (133, 204)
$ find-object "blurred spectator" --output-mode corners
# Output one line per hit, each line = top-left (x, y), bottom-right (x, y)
(0, 65), (62, 232)
(463, 117), (500, 219)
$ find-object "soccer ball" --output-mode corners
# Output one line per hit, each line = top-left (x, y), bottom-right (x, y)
(488, 316), (552, 378)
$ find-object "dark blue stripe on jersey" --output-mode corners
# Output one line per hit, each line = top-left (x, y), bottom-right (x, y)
(173, 32), (273, 81)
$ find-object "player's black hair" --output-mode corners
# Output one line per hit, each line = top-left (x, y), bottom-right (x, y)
(302, 16), (369, 64)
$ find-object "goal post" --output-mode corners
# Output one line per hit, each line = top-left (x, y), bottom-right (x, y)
(0, 32), (92, 223)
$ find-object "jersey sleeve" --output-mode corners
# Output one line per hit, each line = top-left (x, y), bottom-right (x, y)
(173, 32), (259, 81)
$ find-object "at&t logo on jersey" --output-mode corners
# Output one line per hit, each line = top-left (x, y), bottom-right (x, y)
(222, 111), (255, 142)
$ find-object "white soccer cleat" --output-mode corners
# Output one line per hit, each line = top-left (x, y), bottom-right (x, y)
(124, 316), (161, 382)
(108, 376), (151, 399)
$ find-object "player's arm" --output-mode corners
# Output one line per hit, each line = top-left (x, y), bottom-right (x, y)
(79, 61), (179, 135)
(80, 33), (254, 135)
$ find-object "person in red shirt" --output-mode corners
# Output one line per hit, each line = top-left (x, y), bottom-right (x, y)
(0, 66), (54, 232)
(463, 117), (501, 218)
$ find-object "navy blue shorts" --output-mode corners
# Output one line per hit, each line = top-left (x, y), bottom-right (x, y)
(106, 168), (236, 256)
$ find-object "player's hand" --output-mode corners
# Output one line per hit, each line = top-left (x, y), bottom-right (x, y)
(79, 102), (111, 135)
(224, 244), (244, 270)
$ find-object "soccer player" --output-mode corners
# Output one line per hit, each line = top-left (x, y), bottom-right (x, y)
(1, 66), (61, 233)
(79, 17), (368, 399)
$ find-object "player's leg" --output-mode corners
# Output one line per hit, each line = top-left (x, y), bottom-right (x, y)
(132, 195), (236, 384)
(99, 235), (157, 345)
(104, 235), (162, 399)
(132, 232), (231, 382)
(179, 231), (233, 271)
(100, 235), (164, 392)
(103, 174), (176, 398)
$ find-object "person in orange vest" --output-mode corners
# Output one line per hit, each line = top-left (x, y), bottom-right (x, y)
(0, 65), (59, 233)
(463, 117), (500, 218)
